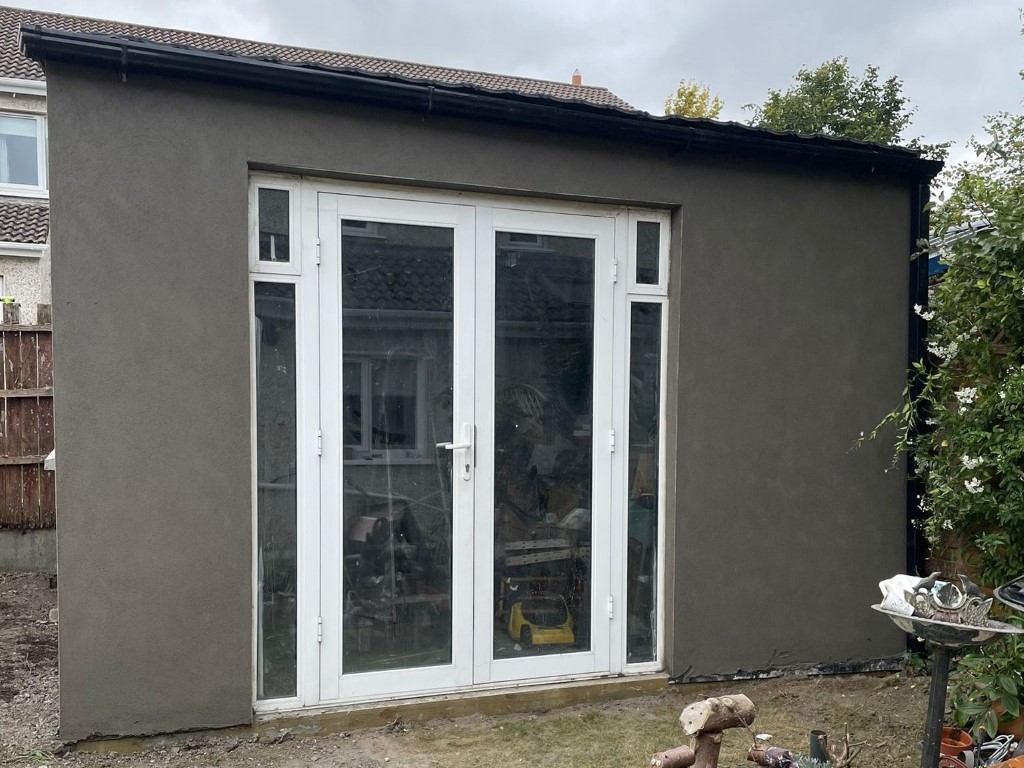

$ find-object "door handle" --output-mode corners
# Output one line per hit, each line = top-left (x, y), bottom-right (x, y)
(436, 423), (473, 480)
(436, 441), (471, 450)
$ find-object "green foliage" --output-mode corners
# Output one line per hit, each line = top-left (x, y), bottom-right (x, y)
(746, 57), (913, 145)
(664, 78), (724, 119)
(950, 635), (1024, 740)
(901, 650), (930, 677)
(865, 109), (1024, 738)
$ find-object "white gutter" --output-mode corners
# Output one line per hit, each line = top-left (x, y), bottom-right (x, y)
(0, 77), (46, 96)
(0, 241), (47, 258)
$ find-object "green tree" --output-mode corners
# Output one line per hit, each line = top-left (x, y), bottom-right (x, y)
(664, 78), (723, 119)
(747, 57), (914, 145)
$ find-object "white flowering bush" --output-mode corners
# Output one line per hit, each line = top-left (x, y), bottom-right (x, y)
(867, 110), (1024, 737)
(870, 111), (1024, 588)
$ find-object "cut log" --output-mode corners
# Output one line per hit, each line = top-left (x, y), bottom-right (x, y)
(690, 732), (723, 768)
(680, 694), (756, 735)
(747, 746), (799, 767)
(650, 745), (696, 768)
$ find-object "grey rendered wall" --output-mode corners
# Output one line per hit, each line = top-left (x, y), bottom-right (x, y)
(46, 63), (910, 740)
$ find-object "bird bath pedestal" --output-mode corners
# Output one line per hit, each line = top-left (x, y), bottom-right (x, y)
(872, 605), (1024, 768)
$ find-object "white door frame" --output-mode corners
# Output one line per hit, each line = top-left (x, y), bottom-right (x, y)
(252, 177), (668, 710)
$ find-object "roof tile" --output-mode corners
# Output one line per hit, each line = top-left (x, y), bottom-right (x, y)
(0, 200), (47, 244)
(0, 6), (635, 109)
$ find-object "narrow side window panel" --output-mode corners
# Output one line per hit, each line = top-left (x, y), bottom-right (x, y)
(255, 281), (298, 698)
(626, 301), (661, 663)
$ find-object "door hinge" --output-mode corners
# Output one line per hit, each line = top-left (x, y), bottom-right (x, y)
(315, 237), (321, 265)
(607, 595), (614, 619)
(316, 428), (323, 456)
(609, 428), (616, 452)
(612, 258), (619, 283)
(316, 615), (323, 643)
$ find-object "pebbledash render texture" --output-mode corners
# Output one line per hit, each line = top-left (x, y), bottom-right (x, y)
(22, 13), (939, 742)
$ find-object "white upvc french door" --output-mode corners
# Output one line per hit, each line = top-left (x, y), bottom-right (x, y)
(472, 207), (615, 684)
(315, 188), (620, 703)
(318, 192), (476, 701)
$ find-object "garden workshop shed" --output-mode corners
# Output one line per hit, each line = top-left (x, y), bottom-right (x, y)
(22, 17), (940, 741)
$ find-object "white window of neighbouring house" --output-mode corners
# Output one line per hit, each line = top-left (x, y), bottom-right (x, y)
(0, 114), (46, 195)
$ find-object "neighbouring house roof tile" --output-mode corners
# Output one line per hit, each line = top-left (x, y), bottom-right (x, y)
(342, 235), (590, 325)
(0, 6), (635, 110)
(0, 200), (47, 244)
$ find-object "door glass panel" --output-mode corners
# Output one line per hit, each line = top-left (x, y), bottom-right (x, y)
(493, 231), (594, 659)
(254, 281), (297, 699)
(341, 219), (455, 674)
(626, 302), (661, 663)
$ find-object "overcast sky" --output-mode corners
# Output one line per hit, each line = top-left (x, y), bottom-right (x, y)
(11, 0), (1024, 165)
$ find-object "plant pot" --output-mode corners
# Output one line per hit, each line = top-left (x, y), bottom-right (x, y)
(990, 756), (1024, 768)
(941, 727), (973, 758)
(940, 756), (968, 768)
(993, 701), (1024, 740)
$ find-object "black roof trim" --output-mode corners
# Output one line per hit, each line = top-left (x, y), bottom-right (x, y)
(22, 26), (943, 180)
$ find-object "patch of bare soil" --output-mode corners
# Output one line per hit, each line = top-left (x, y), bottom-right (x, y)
(0, 571), (59, 760)
(0, 570), (930, 767)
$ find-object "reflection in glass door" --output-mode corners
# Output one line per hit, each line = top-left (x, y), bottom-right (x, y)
(492, 231), (595, 659)
(475, 208), (614, 684)
(340, 219), (456, 674)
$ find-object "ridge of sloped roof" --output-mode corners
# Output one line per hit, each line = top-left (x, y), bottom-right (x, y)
(0, 5), (635, 109)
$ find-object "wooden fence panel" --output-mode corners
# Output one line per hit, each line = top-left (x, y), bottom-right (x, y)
(0, 325), (55, 529)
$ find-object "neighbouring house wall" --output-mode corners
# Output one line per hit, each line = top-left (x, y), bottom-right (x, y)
(0, 90), (50, 329)
(0, 91), (45, 115)
(0, 253), (47, 323)
(46, 63), (913, 740)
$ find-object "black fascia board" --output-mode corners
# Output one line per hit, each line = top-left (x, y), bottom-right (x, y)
(22, 26), (943, 180)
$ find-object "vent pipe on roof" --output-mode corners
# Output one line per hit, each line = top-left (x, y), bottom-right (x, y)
(571, 69), (581, 85)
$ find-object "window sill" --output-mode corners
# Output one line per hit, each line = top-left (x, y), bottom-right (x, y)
(0, 186), (47, 200)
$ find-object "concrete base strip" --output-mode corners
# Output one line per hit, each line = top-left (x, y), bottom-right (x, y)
(0, 528), (56, 572)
